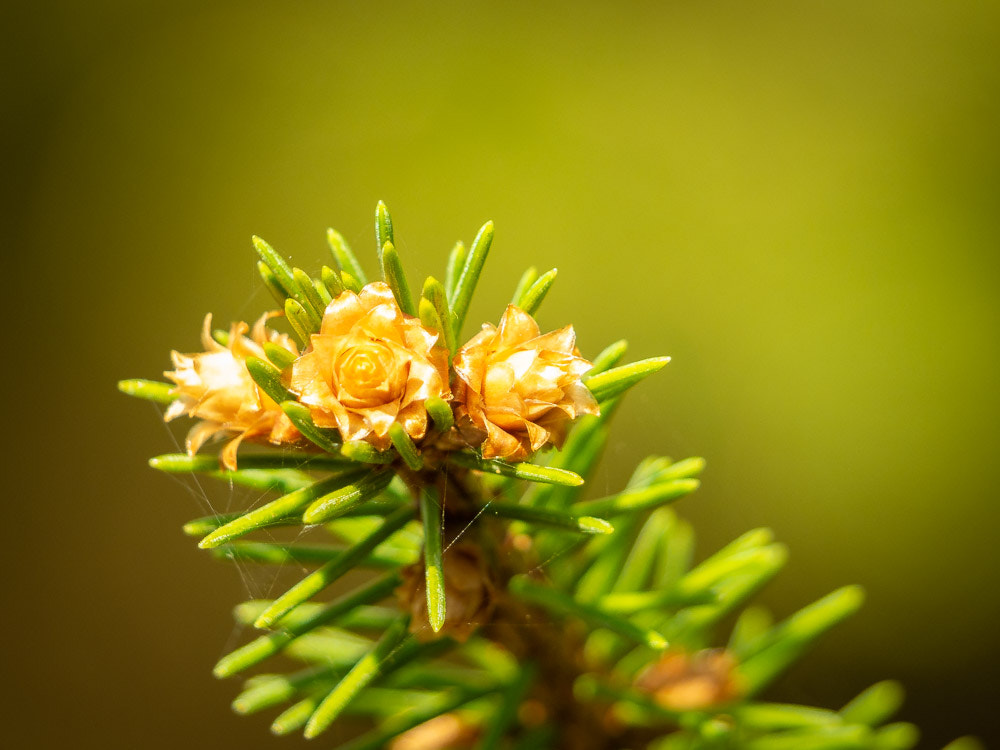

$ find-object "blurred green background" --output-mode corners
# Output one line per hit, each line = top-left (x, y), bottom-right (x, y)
(5, 1), (998, 747)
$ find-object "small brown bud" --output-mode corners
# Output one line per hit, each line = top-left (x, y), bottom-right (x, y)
(388, 713), (480, 750)
(397, 544), (495, 642)
(453, 305), (599, 461)
(634, 648), (742, 711)
(510, 532), (534, 553)
(289, 282), (450, 449)
(517, 699), (548, 728)
(164, 312), (299, 470)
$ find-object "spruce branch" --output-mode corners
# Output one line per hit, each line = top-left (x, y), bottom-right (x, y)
(118, 202), (972, 749)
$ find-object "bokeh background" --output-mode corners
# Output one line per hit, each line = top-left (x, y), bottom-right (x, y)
(5, 1), (998, 747)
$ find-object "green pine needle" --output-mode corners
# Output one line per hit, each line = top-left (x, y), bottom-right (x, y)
(326, 228), (367, 284)
(381, 241), (416, 316)
(742, 725), (871, 750)
(150, 452), (222, 471)
(232, 664), (338, 715)
(425, 396), (454, 433)
(283, 298), (313, 345)
(340, 269), (363, 292)
(279, 401), (342, 453)
(341, 440), (396, 464)
(666, 539), (785, 610)
(183, 512), (301, 537)
(420, 488), (446, 633)
(284, 632), (374, 667)
(271, 694), (323, 735)
(251, 235), (299, 299)
(421, 275), (456, 352)
(313, 277), (333, 306)
(233, 601), (399, 632)
(487, 501), (613, 535)
(734, 703), (840, 732)
(257, 260), (289, 307)
(262, 342), (296, 370)
(516, 267), (557, 315)
(117, 379), (176, 404)
(839, 680), (905, 727)
(253, 240), (322, 332)
(874, 722), (920, 750)
(303, 616), (411, 738)
(418, 297), (444, 343)
(583, 356), (671, 401)
(588, 339), (629, 375)
(388, 423), (423, 470)
(575, 478), (699, 516)
(293, 267), (325, 323)
(320, 264), (345, 297)
(449, 220), (494, 332)
(149, 451), (349, 473)
(450, 452), (584, 486)
(375, 200), (394, 265)
(302, 470), (396, 524)
(444, 240), (467, 300)
(245, 356), (293, 405)
(510, 266), (538, 307)
(596, 584), (717, 615)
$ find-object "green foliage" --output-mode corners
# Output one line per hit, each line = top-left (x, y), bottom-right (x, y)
(449, 219), (494, 334)
(117, 378), (177, 404)
(119, 203), (971, 749)
(515, 267), (558, 315)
